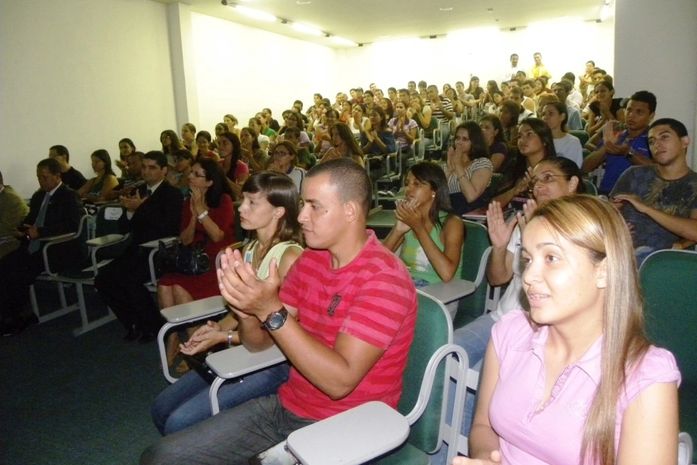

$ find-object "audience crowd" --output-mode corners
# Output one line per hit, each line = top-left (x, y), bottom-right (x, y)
(0, 52), (694, 465)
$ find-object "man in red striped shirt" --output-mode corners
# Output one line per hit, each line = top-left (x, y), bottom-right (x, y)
(142, 158), (417, 465)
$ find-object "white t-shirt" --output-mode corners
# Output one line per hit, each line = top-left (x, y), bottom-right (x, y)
(492, 226), (523, 321)
(553, 133), (583, 168)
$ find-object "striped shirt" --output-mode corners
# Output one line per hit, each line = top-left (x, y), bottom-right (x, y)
(278, 231), (417, 420)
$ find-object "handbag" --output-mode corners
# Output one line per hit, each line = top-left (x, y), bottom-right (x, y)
(156, 240), (211, 276)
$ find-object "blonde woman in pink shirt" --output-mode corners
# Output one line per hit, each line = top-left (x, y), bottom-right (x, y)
(455, 195), (680, 465)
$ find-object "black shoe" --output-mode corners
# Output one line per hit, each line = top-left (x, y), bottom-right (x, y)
(123, 325), (140, 341)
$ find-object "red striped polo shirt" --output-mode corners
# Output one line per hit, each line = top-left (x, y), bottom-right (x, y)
(277, 231), (417, 420)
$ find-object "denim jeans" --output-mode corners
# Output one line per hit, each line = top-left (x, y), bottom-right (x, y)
(141, 394), (315, 465)
(151, 362), (290, 435)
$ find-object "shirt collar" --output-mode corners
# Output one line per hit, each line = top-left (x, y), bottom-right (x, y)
(47, 181), (62, 196)
(530, 324), (603, 384)
(146, 179), (164, 194)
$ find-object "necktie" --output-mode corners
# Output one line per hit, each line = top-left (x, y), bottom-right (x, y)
(28, 192), (51, 253)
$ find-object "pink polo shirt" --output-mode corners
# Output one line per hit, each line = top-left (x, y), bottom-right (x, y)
(489, 310), (680, 465)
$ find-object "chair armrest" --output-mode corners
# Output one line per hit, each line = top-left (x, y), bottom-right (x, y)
(206, 344), (286, 380)
(38, 232), (76, 242)
(85, 233), (125, 247)
(139, 236), (179, 248)
(286, 401), (409, 465)
(160, 295), (228, 324)
(420, 279), (475, 306)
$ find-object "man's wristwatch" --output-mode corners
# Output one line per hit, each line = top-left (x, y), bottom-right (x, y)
(263, 307), (288, 332)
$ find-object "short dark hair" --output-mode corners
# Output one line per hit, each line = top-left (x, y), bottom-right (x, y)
(37, 158), (62, 175)
(629, 90), (657, 113)
(196, 130), (212, 143)
(306, 158), (372, 218)
(562, 72), (576, 83)
(649, 118), (688, 138)
(143, 150), (168, 168)
(50, 145), (70, 161)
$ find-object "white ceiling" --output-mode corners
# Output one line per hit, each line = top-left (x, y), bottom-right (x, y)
(158, 0), (608, 46)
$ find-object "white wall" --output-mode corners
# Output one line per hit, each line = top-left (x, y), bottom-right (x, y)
(334, 19), (615, 93)
(188, 12), (336, 132)
(614, 0), (697, 168)
(0, 0), (176, 197)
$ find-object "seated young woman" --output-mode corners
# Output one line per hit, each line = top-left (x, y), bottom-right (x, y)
(455, 195), (680, 465)
(166, 149), (194, 194)
(218, 131), (249, 199)
(115, 137), (136, 174)
(541, 101), (583, 168)
(77, 149), (119, 202)
(321, 122), (365, 168)
(443, 121), (493, 215)
(360, 106), (396, 157)
(479, 115), (509, 173)
(388, 101), (418, 155)
(584, 78), (625, 140)
(383, 162), (464, 287)
(151, 171), (303, 436)
(493, 117), (556, 209)
(239, 126), (268, 173)
(267, 141), (305, 192)
(181, 123), (197, 156)
(195, 131), (219, 161)
(158, 157), (236, 336)
(160, 129), (184, 167)
(449, 157), (585, 442)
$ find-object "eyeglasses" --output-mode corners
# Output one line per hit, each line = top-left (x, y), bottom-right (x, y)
(191, 171), (207, 178)
(528, 173), (567, 190)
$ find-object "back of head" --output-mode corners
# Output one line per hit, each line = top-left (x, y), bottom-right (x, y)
(307, 158), (372, 219)
(242, 171), (302, 244)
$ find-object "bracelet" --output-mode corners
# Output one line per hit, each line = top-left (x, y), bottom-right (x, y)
(197, 210), (209, 222)
(227, 330), (233, 347)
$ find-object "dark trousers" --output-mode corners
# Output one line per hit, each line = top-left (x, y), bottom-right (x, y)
(94, 249), (162, 333)
(0, 246), (44, 321)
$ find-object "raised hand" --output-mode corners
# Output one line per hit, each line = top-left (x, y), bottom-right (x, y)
(486, 201), (517, 249)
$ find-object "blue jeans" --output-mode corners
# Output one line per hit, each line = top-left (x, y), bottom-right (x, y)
(142, 394), (314, 465)
(430, 313), (496, 464)
(151, 362), (290, 435)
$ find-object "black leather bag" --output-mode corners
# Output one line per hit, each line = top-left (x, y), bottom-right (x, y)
(156, 240), (210, 276)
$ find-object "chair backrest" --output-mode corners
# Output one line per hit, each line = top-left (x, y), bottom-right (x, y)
(396, 291), (452, 454)
(94, 204), (128, 236)
(640, 249), (697, 439)
(582, 179), (598, 195)
(453, 220), (491, 328)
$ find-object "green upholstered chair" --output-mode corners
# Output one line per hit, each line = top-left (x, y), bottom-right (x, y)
(286, 290), (477, 465)
(640, 249), (697, 445)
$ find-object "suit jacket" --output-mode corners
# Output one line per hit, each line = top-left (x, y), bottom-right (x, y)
(24, 183), (83, 268)
(126, 181), (183, 247)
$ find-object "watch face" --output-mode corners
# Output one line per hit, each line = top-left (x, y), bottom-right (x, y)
(265, 308), (287, 331)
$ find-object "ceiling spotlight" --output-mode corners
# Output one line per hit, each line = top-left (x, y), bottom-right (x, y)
(439, 7), (453, 11)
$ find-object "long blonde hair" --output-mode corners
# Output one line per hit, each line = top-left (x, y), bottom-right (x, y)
(529, 195), (650, 465)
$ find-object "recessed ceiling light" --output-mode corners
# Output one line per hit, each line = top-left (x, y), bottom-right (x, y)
(439, 7), (453, 11)
(296, 0), (312, 4)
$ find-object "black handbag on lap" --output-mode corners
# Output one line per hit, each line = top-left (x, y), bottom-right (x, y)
(156, 240), (210, 276)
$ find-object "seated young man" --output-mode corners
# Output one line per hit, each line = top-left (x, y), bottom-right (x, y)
(141, 158), (418, 465)
(611, 118), (697, 264)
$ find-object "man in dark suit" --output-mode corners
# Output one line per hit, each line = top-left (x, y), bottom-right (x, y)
(0, 158), (82, 335)
(95, 151), (183, 342)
